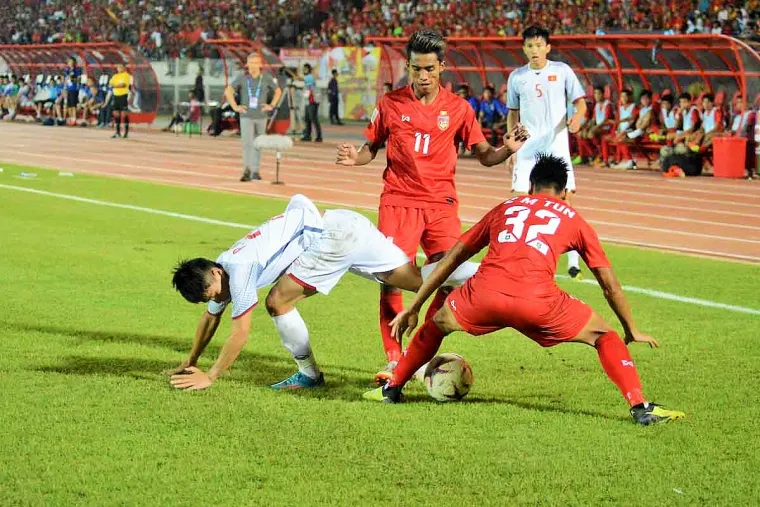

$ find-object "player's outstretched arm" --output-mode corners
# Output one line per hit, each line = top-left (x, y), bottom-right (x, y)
(471, 123), (529, 167)
(390, 241), (477, 339)
(591, 266), (659, 348)
(166, 310), (222, 376)
(170, 310), (253, 390)
(336, 141), (378, 166)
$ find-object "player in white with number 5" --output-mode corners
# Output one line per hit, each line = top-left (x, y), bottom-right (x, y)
(506, 25), (588, 279)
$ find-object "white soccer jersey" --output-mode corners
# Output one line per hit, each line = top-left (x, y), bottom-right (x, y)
(507, 60), (585, 192)
(507, 60), (586, 145)
(207, 195), (323, 319)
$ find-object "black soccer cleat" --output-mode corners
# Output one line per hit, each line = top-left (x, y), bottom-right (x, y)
(568, 266), (583, 280)
(630, 402), (685, 426)
(363, 383), (404, 403)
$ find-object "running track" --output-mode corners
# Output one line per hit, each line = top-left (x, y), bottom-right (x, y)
(1, 122), (759, 263)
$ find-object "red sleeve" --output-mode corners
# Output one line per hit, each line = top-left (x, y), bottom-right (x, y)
(364, 98), (388, 145)
(575, 217), (611, 269)
(715, 110), (723, 129)
(460, 206), (498, 253)
(604, 103), (613, 120)
(690, 109), (699, 125)
(457, 104), (487, 150)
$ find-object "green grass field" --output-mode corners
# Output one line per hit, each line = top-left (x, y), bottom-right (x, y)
(1, 163), (759, 505)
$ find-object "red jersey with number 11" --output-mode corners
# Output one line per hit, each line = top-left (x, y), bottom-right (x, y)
(365, 85), (485, 209)
(460, 195), (611, 297)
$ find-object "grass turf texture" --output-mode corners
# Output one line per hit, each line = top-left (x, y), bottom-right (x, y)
(1, 163), (759, 505)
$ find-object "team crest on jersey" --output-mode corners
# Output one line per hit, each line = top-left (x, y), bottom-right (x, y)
(548, 75), (557, 82)
(437, 111), (449, 130)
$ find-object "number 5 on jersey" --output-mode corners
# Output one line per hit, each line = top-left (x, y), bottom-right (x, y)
(497, 206), (560, 255)
(414, 132), (430, 154)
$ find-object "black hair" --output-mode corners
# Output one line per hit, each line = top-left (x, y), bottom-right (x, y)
(594, 86), (604, 94)
(522, 25), (551, 44)
(303, 63), (312, 71)
(639, 89), (652, 99)
(661, 94), (673, 104)
(172, 258), (222, 303)
(703, 93), (715, 102)
(621, 88), (633, 97)
(529, 153), (569, 194)
(383, 82), (392, 89)
(331, 69), (338, 75)
(678, 92), (692, 101)
(406, 29), (446, 61)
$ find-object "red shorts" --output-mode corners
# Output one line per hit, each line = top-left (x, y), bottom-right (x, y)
(377, 205), (461, 262)
(446, 280), (593, 347)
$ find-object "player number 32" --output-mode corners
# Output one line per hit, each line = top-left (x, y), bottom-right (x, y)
(497, 206), (560, 255)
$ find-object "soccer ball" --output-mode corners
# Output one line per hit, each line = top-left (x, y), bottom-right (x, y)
(424, 353), (473, 402)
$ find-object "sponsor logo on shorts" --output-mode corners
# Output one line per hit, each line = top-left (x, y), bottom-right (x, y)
(401, 115), (411, 122)
(449, 299), (457, 311)
(621, 360), (634, 367)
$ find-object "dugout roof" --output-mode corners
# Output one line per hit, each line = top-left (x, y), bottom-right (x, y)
(369, 35), (760, 104)
(203, 40), (284, 85)
(0, 42), (158, 123)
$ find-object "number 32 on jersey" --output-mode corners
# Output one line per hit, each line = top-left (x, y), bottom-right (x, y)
(497, 206), (560, 255)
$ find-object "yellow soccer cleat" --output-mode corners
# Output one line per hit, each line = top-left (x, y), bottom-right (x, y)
(362, 384), (403, 403)
(630, 402), (685, 426)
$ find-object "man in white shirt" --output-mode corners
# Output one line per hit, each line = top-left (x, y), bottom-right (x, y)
(168, 194), (478, 391)
(506, 25), (588, 279)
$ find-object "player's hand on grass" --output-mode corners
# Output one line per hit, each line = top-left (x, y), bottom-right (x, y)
(624, 330), (659, 349)
(232, 104), (248, 114)
(164, 361), (194, 376)
(170, 366), (213, 391)
(503, 123), (529, 154)
(390, 309), (420, 341)
(567, 113), (583, 134)
(335, 143), (358, 166)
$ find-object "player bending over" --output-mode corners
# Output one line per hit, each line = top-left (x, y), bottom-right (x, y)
(168, 194), (478, 391)
(364, 154), (685, 426)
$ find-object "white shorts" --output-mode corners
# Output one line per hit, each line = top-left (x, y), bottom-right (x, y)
(511, 133), (576, 193)
(286, 209), (409, 294)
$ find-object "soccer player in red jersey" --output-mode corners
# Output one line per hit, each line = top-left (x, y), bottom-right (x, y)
(364, 153), (685, 426)
(336, 29), (527, 384)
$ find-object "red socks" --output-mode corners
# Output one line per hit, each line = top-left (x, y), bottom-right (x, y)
(379, 291), (404, 362)
(389, 319), (445, 388)
(616, 142), (631, 161)
(595, 331), (646, 406)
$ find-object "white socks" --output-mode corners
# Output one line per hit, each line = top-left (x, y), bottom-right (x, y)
(567, 250), (580, 270)
(422, 261), (480, 287)
(272, 309), (320, 380)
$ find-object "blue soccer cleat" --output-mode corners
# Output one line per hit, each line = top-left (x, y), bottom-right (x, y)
(270, 371), (325, 390)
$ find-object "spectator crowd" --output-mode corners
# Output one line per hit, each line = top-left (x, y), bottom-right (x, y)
(1, 0), (759, 55)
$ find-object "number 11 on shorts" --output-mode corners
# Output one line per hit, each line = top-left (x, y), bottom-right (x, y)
(414, 132), (430, 154)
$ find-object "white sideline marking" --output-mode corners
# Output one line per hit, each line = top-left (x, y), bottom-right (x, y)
(0, 183), (255, 229)
(555, 275), (760, 316)
(2, 182), (759, 317)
